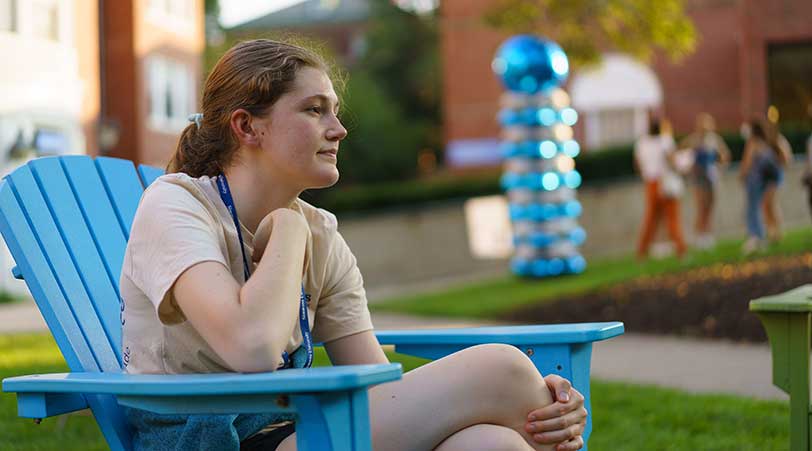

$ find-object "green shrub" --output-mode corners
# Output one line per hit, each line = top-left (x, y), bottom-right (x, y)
(336, 71), (428, 184)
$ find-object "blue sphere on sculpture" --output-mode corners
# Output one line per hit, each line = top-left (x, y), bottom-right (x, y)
(492, 35), (569, 94)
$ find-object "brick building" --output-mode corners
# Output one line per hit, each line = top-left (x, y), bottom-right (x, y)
(442, 0), (812, 164)
(102, 0), (205, 166)
(0, 0), (204, 294)
(0, 0), (205, 170)
(226, 0), (370, 67)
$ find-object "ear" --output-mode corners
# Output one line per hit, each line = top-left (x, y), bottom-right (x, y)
(229, 109), (261, 147)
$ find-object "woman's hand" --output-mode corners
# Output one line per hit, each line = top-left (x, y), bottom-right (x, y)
(252, 208), (309, 263)
(525, 374), (588, 451)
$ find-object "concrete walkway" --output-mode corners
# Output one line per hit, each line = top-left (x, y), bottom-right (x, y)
(0, 301), (787, 401)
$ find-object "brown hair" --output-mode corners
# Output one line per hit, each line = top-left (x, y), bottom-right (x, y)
(167, 39), (335, 177)
(749, 117), (783, 162)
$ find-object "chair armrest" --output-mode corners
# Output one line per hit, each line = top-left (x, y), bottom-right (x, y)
(4, 364), (402, 416)
(376, 322), (624, 349)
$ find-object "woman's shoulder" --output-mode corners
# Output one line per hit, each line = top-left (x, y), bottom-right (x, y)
(294, 198), (338, 235)
(137, 173), (220, 219)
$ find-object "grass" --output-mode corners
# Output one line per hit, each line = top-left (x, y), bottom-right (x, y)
(0, 333), (790, 450)
(371, 227), (812, 319)
(0, 291), (26, 304)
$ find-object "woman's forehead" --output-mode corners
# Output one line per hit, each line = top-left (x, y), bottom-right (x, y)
(289, 67), (338, 103)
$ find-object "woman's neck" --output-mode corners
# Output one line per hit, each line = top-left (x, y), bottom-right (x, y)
(222, 157), (301, 235)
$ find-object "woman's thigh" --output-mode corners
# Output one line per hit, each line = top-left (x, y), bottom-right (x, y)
(277, 344), (554, 451)
(762, 185), (778, 207)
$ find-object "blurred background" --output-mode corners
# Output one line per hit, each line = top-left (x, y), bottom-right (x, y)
(2, 0), (810, 297)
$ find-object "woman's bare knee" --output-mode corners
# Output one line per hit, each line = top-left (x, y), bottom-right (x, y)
(467, 344), (547, 394)
(365, 344), (554, 450)
(457, 345), (553, 424)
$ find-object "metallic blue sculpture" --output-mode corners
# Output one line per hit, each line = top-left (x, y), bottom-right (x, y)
(493, 35), (586, 277)
(492, 35), (569, 94)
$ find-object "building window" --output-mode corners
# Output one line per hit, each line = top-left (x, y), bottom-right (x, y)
(148, 0), (195, 31)
(768, 42), (812, 127)
(147, 56), (194, 133)
(30, 0), (59, 41)
(0, 0), (16, 32)
(597, 108), (636, 147)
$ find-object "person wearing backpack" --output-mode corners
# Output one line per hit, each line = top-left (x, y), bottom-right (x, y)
(739, 118), (792, 253)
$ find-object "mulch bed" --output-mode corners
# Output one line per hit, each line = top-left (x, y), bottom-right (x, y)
(501, 253), (812, 342)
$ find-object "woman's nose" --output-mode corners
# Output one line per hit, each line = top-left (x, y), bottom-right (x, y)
(327, 116), (348, 141)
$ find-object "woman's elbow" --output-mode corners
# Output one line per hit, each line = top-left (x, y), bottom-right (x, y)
(222, 329), (285, 373)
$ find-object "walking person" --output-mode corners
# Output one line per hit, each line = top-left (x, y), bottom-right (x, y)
(634, 118), (687, 259)
(678, 113), (731, 249)
(739, 119), (791, 253)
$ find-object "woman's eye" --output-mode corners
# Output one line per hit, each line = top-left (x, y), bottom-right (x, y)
(308, 106), (322, 114)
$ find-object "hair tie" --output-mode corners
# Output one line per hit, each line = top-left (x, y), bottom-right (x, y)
(187, 113), (203, 129)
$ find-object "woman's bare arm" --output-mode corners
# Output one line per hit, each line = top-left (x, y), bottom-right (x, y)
(740, 141), (754, 180)
(324, 330), (389, 365)
(172, 208), (308, 373)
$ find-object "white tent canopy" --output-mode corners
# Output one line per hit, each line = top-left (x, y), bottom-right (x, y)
(570, 53), (662, 112)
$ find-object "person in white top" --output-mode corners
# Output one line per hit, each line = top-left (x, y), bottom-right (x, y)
(633, 118), (687, 259)
(121, 39), (588, 451)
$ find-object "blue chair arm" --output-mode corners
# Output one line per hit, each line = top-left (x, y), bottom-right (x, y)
(5, 364), (401, 451)
(375, 322), (624, 451)
(3, 364), (402, 417)
(375, 322), (624, 361)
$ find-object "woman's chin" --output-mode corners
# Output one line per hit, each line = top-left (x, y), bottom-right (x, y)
(310, 170), (339, 189)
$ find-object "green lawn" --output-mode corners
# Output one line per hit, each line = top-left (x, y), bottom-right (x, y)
(372, 227), (812, 318)
(0, 333), (789, 450)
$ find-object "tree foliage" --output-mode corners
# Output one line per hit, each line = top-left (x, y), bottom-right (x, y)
(334, 1), (441, 184)
(484, 0), (698, 67)
(356, 1), (441, 148)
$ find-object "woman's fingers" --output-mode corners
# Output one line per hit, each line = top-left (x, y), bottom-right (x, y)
(526, 406), (588, 435)
(542, 374), (572, 402)
(554, 436), (585, 451)
(527, 386), (585, 421)
(528, 419), (585, 445)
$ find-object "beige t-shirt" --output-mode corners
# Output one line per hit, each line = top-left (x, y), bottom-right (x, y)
(120, 173), (374, 374)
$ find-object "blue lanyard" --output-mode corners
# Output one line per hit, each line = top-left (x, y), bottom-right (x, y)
(216, 174), (313, 369)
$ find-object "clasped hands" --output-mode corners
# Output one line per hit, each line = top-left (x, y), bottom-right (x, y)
(527, 374), (588, 451)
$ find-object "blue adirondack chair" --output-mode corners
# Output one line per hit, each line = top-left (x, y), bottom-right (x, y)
(0, 156), (623, 451)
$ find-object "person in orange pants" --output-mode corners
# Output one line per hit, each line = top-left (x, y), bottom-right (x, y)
(637, 180), (687, 258)
(634, 118), (687, 259)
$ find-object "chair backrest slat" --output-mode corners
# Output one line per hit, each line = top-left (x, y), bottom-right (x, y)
(32, 157), (125, 359)
(0, 156), (141, 450)
(96, 157), (146, 239)
(63, 157), (141, 352)
(62, 157), (130, 284)
(7, 163), (119, 370)
(0, 182), (97, 371)
(138, 164), (165, 189)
